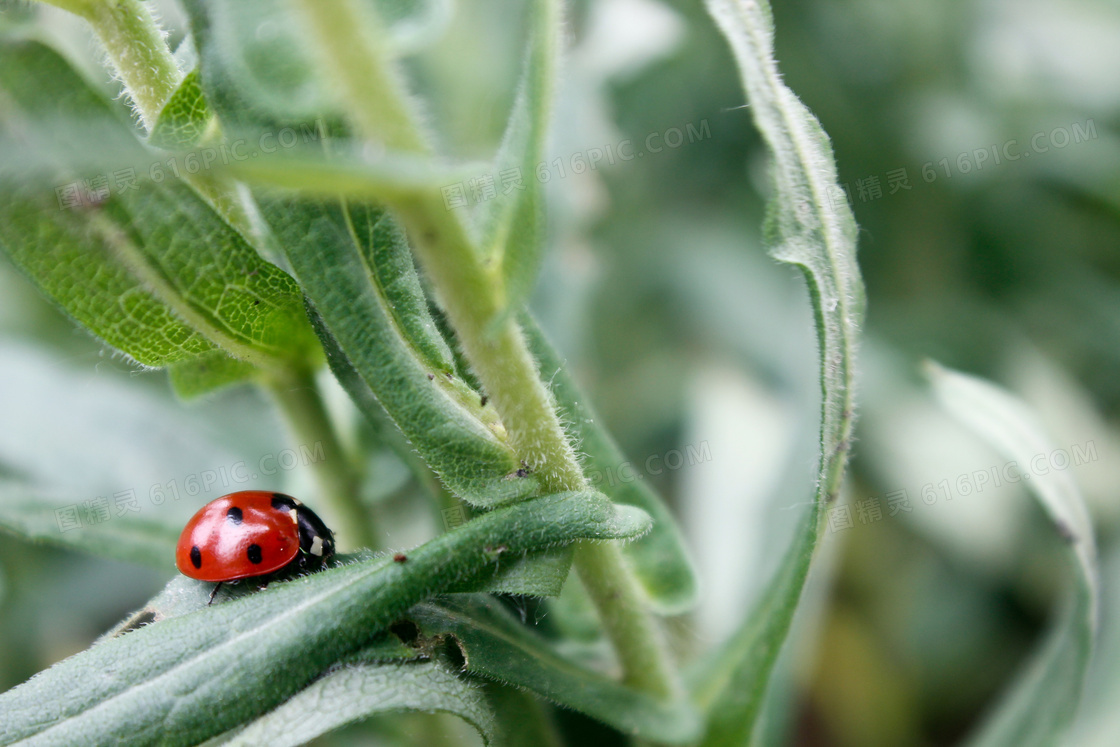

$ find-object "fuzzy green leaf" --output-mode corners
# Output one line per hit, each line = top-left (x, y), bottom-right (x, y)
(309, 304), (572, 595)
(456, 548), (573, 598)
(478, 0), (558, 323)
(408, 596), (703, 745)
(0, 40), (317, 381)
(930, 364), (1099, 747)
(225, 660), (495, 747)
(149, 69), (212, 150)
(485, 683), (565, 747)
(523, 315), (699, 613)
(168, 351), (259, 400)
(282, 203), (538, 508)
(694, 1), (864, 744)
(0, 491), (651, 745)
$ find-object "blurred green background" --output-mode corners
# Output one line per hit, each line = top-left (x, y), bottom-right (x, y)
(1, 0), (1118, 745)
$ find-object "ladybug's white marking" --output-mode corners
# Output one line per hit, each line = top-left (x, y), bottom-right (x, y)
(289, 509), (298, 523)
(310, 535), (324, 557)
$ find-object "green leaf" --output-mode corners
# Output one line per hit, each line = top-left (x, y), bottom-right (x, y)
(149, 69), (212, 150)
(0, 40), (318, 383)
(307, 295), (572, 595)
(477, 0), (558, 323)
(225, 660), (495, 747)
(929, 364), (1099, 747)
(0, 491), (651, 745)
(485, 683), (564, 747)
(0, 480), (178, 568)
(456, 547), (573, 598)
(407, 595), (703, 745)
(1068, 549), (1120, 747)
(168, 351), (259, 400)
(286, 208), (537, 508)
(523, 314), (699, 613)
(693, 0), (865, 743)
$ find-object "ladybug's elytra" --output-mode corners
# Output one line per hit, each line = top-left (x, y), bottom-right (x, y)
(175, 491), (335, 587)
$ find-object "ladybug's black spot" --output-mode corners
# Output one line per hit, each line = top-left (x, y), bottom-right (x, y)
(226, 506), (243, 524)
(271, 493), (298, 512)
(190, 546), (202, 569)
(247, 544), (263, 564)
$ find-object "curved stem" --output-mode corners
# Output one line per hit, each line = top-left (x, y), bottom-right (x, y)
(60, 0), (182, 131)
(292, 0), (679, 700)
(265, 369), (375, 551)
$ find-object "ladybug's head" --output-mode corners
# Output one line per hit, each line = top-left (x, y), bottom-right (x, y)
(270, 493), (335, 562)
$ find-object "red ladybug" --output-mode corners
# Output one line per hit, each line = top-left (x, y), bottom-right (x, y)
(176, 491), (335, 601)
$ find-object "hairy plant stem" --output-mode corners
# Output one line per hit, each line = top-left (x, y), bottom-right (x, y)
(52, 0), (182, 131)
(265, 369), (374, 550)
(293, 0), (679, 700)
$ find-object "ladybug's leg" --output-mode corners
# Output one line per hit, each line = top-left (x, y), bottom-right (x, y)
(208, 582), (223, 605)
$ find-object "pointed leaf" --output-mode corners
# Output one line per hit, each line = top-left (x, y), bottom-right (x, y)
(930, 364), (1099, 747)
(307, 300), (573, 594)
(285, 211), (538, 508)
(694, 1), (865, 744)
(308, 303), (571, 594)
(478, 0), (559, 322)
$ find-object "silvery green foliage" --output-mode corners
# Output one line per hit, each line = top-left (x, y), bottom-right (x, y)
(694, 1), (864, 744)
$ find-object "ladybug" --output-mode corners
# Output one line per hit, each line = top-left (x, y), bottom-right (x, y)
(176, 491), (335, 603)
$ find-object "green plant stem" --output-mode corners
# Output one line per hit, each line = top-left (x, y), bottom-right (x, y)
(290, 0), (427, 154)
(49, 0), (182, 131)
(575, 542), (680, 696)
(292, 0), (679, 701)
(265, 369), (375, 551)
(395, 196), (587, 490)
